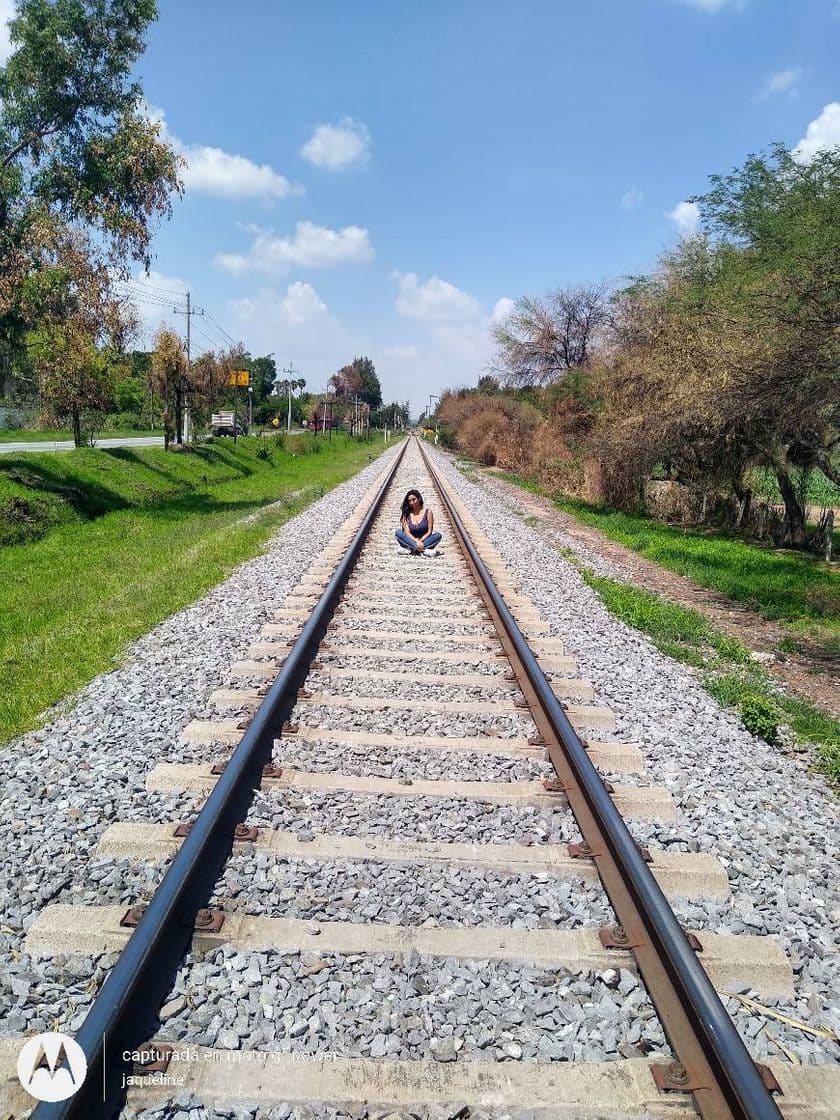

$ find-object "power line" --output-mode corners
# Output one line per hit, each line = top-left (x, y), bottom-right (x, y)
(190, 320), (223, 350)
(204, 311), (238, 347)
(120, 276), (186, 299)
(196, 319), (236, 351)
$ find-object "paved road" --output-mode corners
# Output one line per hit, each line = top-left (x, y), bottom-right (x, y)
(0, 435), (165, 455)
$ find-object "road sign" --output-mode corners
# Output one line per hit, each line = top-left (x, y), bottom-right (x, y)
(227, 371), (250, 387)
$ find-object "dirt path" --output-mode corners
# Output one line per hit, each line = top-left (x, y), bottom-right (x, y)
(483, 473), (840, 719)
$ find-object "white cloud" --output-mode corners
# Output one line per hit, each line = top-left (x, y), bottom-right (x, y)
(230, 281), (328, 327)
(0, 0), (15, 63)
(143, 102), (299, 203)
(279, 281), (328, 324)
(217, 222), (374, 276)
(227, 287), (358, 393)
(666, 200), (701, 235)
(492, 297), (515, 322)
(793, 102), (840, 162)
(756, 66), (803, 100)
(300, 117), (372, 171)
(181, 144), (297, 201)
(620, 187), (644, 210)
(381, 273), (506, 408)
(393, 272), (481, 323)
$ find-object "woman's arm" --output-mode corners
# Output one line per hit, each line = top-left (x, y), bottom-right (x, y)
(421, 509), (434, 541)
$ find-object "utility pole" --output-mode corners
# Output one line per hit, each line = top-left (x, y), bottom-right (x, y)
(429, 394), (440, 444)
(281, 362), (299, 433)
(173, 291), (205, 444)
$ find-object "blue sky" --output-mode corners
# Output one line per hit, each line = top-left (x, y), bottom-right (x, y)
(3, 0), (839, 412)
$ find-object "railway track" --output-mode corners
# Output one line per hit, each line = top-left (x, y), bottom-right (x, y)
(3, 436), (837, 1119)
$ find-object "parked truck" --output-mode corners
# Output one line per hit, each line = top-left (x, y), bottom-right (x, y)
(210, 411), (247, 437)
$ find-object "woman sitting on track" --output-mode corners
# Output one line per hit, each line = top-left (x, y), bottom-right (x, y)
(395, 489), (442, 556)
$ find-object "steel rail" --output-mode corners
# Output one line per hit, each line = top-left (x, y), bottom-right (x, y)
(33, 438), (409, 1120)
(417, 437), (782, 1120)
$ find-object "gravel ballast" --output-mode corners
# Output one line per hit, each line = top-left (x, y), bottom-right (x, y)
(0, 447), (400, 1036)
(424, 444), (840, 1065)
(2, 436), (837, 1120)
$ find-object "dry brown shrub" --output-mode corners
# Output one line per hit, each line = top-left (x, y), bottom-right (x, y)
(439, 394), (542, 473)
(529, 424), (584, 494)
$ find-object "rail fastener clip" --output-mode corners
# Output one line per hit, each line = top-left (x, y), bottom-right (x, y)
(119, 905), (226, 933)
(542, 777), (567, 793)
(650, 1060), (782, 1096)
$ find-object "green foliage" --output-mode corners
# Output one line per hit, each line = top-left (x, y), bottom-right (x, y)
(352, 356), (382, 410)
(0, 0), (181, 399)
(0, 0), (181, 270)
(749, 466), (840, 507)
(739, 695), (781, 745)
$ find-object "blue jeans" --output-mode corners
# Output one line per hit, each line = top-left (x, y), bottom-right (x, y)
(396, 529), (441, 552)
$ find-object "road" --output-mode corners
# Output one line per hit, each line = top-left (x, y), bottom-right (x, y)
(0, 435), (165, 455)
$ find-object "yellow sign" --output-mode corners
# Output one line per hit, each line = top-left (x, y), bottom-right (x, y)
(227, 370), (250, 387)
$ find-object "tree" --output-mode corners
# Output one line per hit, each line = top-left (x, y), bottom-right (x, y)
(328, 356), (382, 410)
(248, 354), (277, 404)
(693, 143), (840, 493)
(25, 222), (136, 445)
(352, 356), (382, 410)
(491, 284), (610, 387)
(0, 0), (182, 393)
(372, 400), (410, 429)
(150, 328), (186, 449)
(328, 363), (363, 401)
(188, 349), (234, 435)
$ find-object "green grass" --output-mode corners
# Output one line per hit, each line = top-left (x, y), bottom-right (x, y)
(0, 428), (161, 443)
(496, 470), (839, 659)
(748, 466), (840, 507)
(579, 570), (840, 785)
(0, 434), (380, 743)
(0, 437), (303, 545)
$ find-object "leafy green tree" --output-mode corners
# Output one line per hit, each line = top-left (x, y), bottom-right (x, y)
(693, 143), (840, 493)
(0, 0), (182, 393)
(249, 354), (277, 404)
(352, 356), (382, 409)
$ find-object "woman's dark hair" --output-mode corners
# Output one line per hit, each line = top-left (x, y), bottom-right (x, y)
(401, 489), (423, 519)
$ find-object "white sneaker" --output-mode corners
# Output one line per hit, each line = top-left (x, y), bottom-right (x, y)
(425, 546), (438, 557)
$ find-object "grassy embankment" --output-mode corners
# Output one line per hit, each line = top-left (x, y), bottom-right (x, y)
(495, 471), (840, 784)
(0, 428), (161, 443)
(0, 434), (384, 743)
